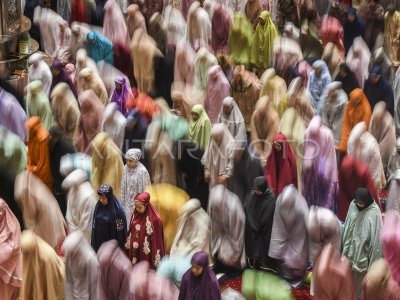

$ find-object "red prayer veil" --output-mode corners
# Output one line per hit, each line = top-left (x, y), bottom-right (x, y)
(128, 192), (165, 269)
(338, 155), (382, 221)
(264, 132), (298, 197)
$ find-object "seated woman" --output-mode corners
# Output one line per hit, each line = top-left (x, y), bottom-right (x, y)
(91, 184), (127, 252)
(179, 251), (221, 300)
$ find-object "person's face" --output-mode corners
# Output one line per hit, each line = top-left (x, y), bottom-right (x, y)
(258, 17), (266, 26)
(52, 68), (61, 77)
(273, 141), (282, 152)
(90, 39), (96, 45)
(339, 69), (347, 78)
(356, 202), (365, 209)
(369, 74), (380, 84)
(255, 190), (263, 195)
(314, 67), (322, 76)
(191, 112), (199, 121)
(191, 263), (204, 277)
(30, 89), (37, 97)
(348, 14), (355, 23)
(126, 158), (137, 168)
(115, 83), (122, 90)
(212, 133), (222, 144)
(328, 89), (337, 98)
(134, 201), (147, 214)
(223, 104), (233, 115)
(98, 195), (109, 206)
(353, 97), (361, 105)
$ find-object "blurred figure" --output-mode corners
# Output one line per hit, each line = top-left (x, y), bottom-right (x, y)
(321, 42), (345, 79)
(381, 210), (400, 285)
(335, 63), (360, 96)
(97, 240), (131, 299)
(102, 103), (126, 150)
(65, 64), (78, 91)
(369, 47), (394, 84)
(33, 7), (63, 56)
(308, 60), (332, 110)
(312, 244), (356, 300)
(0, 126), (27, 179)
(186, 2), (212, 50)
(28, 53), (53, 97)
(362, 259), (400, 299)
(319, 82), (348, 147)
(338, 88), (372, 154)
(20, 230), (65, 300)
(358, 0), (385, 51)
(50, 61), (78, 99)
(174, 42), (196, 87)
(121, 149), (150, 224)
(103, 0), (128, 46)
(26, 117), (53, 191)
(228, 14), (253, 68)
(188, 104), (211, 151)
(15, 171), (66, 249)
(126, 4), (147, 40)
(157, 256), (191, 288)
(91, 133), (124, 198)
(338, 155), (381, 222)
(163, 4), (186, 48)
(260, 68), (287, 117)
(51, 83), (80, 143)
(0, 199), (22, 300)
(62, 169), (97, 242)
(126, 92), (159, 122)
(26, 81), (53, 131)
(302, 116), (338, 210)
(285, 77), (314, 125)
(364, 67), (395, 115)
(208, 185), (246, 271)
(321, 15), (345, 57)
(244, 177), (277, 271)
(123, 109), (149, 151)
(149, 13), (168, 55)
(217, 97), (247, 145)
(344, 7), (365, 54)
(193, 47), (218, 102)
(178, 251), (221, 300)
(347, 122), (386, 191)
(205, 65), (231, 125)
(276, 1), (299, 31)
(369, 102), (396, 175)
(91, 184), (127, 252)
(211, 4), (231, 54)
(54, 20), (72, 64)
(62, 230), (99, 300)
(387, 138), (400, 180)
(395, 69), (400, 135)
(70, 0), (95, 24)
(24, 0), (42, 46)
(171, 90), (191, 120)
(126, 192), (165, 269)
(113, 42), (136, 89)
(60, 152), (93, 179)
(250, 96), (280, 165)
(170, 199), (212, 259)
(342, 188), (383, 298)
(74, 90), (104, 154)
(245, 0), (262, 29)
(269, 185), (309, 288)
(264, 133), (297, 196)
(250, 11), (278, 75)
(346, 37), (371, 88)
(86, 31), (114, 65)
(78, 68), (108, 105)
(241, 268), (293, 300)
(231, 65), (261, 132)
(202, 124), (236, 189)
(76, 49), (99, 80)
(384, 4), (400, 67)
(0, 87), (27, 141)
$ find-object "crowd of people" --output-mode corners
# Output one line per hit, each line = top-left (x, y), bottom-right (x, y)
(1, 0), (400, 299)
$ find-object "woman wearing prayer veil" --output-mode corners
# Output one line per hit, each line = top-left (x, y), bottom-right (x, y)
(228, 15), (253, 68)
(86, 31), (114, 64)
(302, 116), (338, 211)
(244, 177), (278, 272)
(321, 42), (344, 80)
(245, 0), (263, 29)
(179, 251), (221, 300)
(217, 97), (247, 145)
(319, 81), (348, 147)
(62, 230), (99, 300)
(91, 133), (124, 199)
(307, 60), (332, 110)
(344, 7), (365, 54)
(211, 4), (231, 55)
(14, 171), (66, 249)
(103, 0), (128, 46)
(381, 210), (400, 286)
(121, 149), (150, 224)
(346, 37), (371, 88)
(102, 103), (126, 151)
(188, 104), (211, 151)
(384, 4), (400, 68)
(260, 68), (288, 118)
(208, 185), (246, 271)
(0, 199), (22, 300)
(369, 101), (396, 174)
(268, 185), (309, 288)
(26, 81), (53, 131)
(74, 90), (104, 155)
(123, 109), (149, 151)
(126, 192), (165, 269)
(91, 184), (127, 253)
(342, 188), (383, 298)
(78, 68), (108, 106)
(285, 77), (315, 125)
(50, 61), (78, 99)
(264, 133), (297, 197)
(28, 53), (52, 97)
(202, 123), (236, 189)
(20, 230), (65, 300)
(335, 63), (360, 96)
(110, 76), (134, 116)
(338, 88), (372, 154)
(0, 87), (26, 142)
(250, 11), (278, 75)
